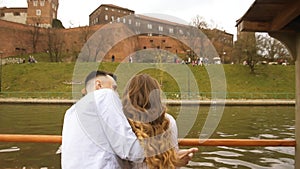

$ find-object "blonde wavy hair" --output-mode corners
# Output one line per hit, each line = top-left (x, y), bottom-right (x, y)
(122, 74), (178, 169)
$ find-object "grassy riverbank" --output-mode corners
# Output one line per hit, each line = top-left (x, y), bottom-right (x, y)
(1, 62), (295, 99)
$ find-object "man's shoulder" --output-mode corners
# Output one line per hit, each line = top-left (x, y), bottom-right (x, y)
(76, 89), (115, 104)
(93, 89), (119, 101)
(94, 88), (115, 95)
(65, 104), (76, 115)
(166, 113), (175, 121)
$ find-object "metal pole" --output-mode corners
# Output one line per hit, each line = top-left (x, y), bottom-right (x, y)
(0, 134), (296, 147)
(295, 33), (300, 169)
(269, 32), (299, 169)
(188, 67), (190, 98)
(0, 51), (3, 93)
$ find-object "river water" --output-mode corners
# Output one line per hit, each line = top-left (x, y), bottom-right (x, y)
(0, 104), (295, 169)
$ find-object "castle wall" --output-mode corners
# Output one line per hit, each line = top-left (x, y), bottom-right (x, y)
(0, 20), (191, 61)
(0, 19), (231, 63)
(0, 2), (233, 62)
(0, 20), (34, 56)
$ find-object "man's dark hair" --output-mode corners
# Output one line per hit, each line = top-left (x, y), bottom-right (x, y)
(84, 71), (117, 86)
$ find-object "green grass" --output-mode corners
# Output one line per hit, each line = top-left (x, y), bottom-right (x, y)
(223, 65), (295, 99)
(0, 62), (295, 99)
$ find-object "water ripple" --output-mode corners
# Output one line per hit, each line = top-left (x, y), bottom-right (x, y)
(187, 161), (215, 167)
(204, 157), (269, 169)
(0, 146), (20, 153)
(202, 151), (243, 157)
(264, 147), (295, 156)
(217, 132), (238, 138)
(258, 134), (279, 139)
(260, 157), (294, 169)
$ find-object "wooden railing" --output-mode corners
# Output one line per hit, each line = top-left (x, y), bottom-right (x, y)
(0, 134), (296, 147)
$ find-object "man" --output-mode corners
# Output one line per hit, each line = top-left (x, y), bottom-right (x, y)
(61, 71), (144, 168)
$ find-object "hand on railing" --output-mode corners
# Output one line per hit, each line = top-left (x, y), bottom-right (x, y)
(176, 147), (199, 167)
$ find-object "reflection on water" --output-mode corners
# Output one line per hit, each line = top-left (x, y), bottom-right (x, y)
(0, 146), (20, 153)
(0, 104), (295, 169)
(0, 104), (68, 169)
(176, 106), (295, 169)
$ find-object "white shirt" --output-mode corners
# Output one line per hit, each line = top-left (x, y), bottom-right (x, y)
(61, 89), (144, 169)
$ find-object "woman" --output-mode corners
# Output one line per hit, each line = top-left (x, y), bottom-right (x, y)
(122, 74), (197, 169)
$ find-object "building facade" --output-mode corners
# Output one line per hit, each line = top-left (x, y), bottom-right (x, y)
(207, 29), (234, 63)
(0, 0), (58, 28)
(26, 0), (59, 28)
(89, 4), (234, 63)
(0, 3), (234, 63)
(0, 7), (27, 24)
(89, 4), (134, 26)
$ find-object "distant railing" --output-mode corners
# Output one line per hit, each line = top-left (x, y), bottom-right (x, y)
(0, 92), (76, 100)
(163, 92), (294, 100)
(0, 91), (295, 100)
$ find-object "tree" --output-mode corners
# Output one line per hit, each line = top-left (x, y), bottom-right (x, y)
(47, 28), (64, 62)
(256, 33), (291, 63)
(190, 15), (232, 63)
(52, 19), (65, 29)
(29, 19), (41, 53)
(189, 16), (209, 62)
(233, 32), (258, 73)
(191, 15), (209, 30)
(80, 26), (93, 43)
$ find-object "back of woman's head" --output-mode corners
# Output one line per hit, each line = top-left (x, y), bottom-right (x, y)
(123, 74), (164, 123)
(122, 74), (177, 169)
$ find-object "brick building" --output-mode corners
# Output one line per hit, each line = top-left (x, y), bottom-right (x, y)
(89, 4), (134, 26)
(88, 4), (234, 62)
(0, 0), (59, 28)
(0, 3), (233, 63)
(204, 29), (234, 63)
(0, 7), (27, 24)
(26, 0), (59, 28)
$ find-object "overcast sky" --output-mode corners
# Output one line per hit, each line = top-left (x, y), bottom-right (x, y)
(1, 0), (254, 37)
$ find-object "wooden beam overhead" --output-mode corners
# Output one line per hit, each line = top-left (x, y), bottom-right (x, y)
(238, 20), (270, 32)
(236, 0), (300, 33)
(271, 0), (300, 31)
